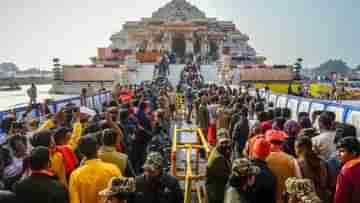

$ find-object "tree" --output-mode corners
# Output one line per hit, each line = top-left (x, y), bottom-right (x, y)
(293, 58), (303, 80)
(356, 65), (360, 71)
(314, 59), (351, 76)
(0, 62), (19, 73)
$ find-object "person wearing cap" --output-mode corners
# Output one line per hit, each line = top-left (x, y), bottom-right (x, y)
(265, 128), (288, 152)
(130, 152), (183, 203)
(69, 135), (121, 203)
(249, 138), (277, 203)
(334, 137), (360, 203)
(266, 132), (301, 203)
(224, 158), (260, 203)
(14, 146), (68, 203)
(284, 177), (322, 203)
(206, 129), (232, 203)
(99, 177), (136, 203)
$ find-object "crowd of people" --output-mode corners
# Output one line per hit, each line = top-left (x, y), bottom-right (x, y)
(1, 64), (360, 203)
(180, 62), (204, 89)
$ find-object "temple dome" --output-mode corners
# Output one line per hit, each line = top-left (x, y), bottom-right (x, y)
(151, 0), (206, 21)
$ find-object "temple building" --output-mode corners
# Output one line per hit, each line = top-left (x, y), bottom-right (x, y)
(93, 0), (264, 64)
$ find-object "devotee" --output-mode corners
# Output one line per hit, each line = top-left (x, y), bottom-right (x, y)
(206, 129), (232, 203)
(232, 107), (249, 158)
(312, 112), (336, 160)
(295, 136), (331, 202)
(284, 177), (322, 203)
(224, 158), (260, 203)
(249, 138), (277, 203)
(130, 152), (183, 203)
(266, 133), (301, 203)
(99, 177), (136, 203)
(30, 130), (67, 187)
(98, 128), (129, 175)
(69, 135), (121, 203)
(334, 137), (360, 203)
(14, 147), (68, 203)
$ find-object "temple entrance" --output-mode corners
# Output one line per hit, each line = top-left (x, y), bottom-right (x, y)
(194, 38), (201, 55)
(172, 34), (186, 63)
(209, 41), (219, 61)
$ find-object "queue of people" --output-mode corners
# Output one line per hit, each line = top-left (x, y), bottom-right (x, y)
(1, 74), (360, 203)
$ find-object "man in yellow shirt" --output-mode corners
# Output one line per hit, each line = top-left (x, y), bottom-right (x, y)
(69, 135), (121, 203)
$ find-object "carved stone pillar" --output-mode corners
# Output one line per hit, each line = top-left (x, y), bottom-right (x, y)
(217, 39), (224, 57)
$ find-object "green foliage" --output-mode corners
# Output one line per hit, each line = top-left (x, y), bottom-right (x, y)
(313, 59), (352, 76)
(0, 62), (19, 72)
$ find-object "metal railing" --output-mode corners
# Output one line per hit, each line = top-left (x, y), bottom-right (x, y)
(171, 127), (210, 203)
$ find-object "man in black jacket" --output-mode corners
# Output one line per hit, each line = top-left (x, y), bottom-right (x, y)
(14, 147), (68, 203)
(129, 152), (183, 203)
(248, 138), (277, 203)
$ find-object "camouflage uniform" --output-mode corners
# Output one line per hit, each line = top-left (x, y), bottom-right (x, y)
(224, 158), (260, 203)
(285, 177), (322, 203)
(99, 177), (136, 197)
(131, 152), (183, 203)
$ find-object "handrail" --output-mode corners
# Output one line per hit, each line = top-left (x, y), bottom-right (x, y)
(171, 127), (178, 176)
(184, 145), (193, 203)
(0, 91), (112, 134)
(171, 127), (209, 203)
(197, 128), (210, 157)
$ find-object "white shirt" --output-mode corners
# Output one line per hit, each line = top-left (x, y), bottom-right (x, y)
(312, 130), (336, 160)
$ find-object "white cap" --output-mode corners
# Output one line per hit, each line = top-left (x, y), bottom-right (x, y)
(80, 106), (96, 117)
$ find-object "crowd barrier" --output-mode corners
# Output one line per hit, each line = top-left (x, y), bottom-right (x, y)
(0, 91), (112, 134)
(259, 90), (360, 137)
(171, 128), (209, 203)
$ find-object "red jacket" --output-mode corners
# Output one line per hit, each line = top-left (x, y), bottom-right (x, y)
(334, 157), (360, 203)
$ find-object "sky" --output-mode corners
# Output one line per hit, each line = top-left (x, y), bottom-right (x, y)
(0, 0), (359, 70)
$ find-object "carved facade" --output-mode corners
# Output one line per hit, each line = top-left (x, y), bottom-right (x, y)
(110, 0), (260, 62)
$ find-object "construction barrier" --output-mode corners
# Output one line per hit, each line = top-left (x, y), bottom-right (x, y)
(171, 127), (210, 203)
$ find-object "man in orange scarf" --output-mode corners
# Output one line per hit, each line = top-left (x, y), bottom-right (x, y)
(334, 137), (360, 203)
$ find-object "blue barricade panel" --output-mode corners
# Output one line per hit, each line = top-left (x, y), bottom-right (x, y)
(326, 105), (346, 122)
(287, 98), (299, 120)
(345, 109), (360, 138)
(298, 100), (311, 114)
(269, 94), (278, 105)
(309, 102), (326, 120)
(276, 96), (288, 108)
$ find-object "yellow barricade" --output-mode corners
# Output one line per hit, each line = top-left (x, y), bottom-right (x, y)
(171, 127), (210, 203)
